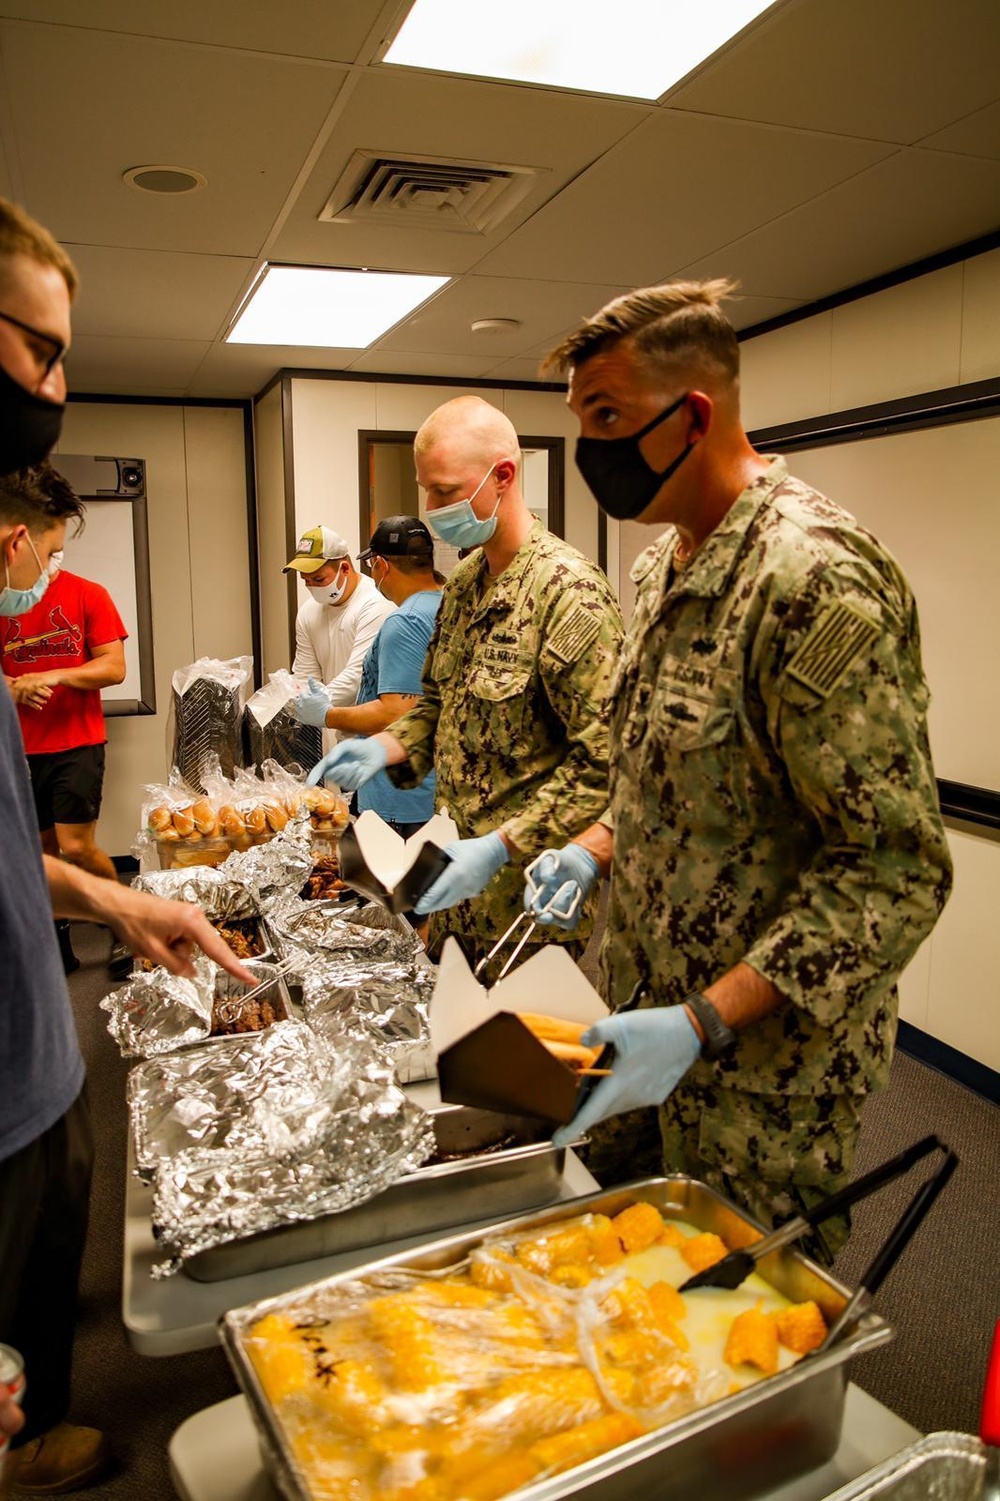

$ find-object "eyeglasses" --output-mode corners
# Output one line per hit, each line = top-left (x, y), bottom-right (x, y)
(0, 310), (68, 377)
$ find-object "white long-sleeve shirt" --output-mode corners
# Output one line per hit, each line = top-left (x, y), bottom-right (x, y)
(292, 575), (395, 749)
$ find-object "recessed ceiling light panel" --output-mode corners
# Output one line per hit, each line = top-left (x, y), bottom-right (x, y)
(385, 0), (778, 101)
(123, 164), (206, 194)
(226, 265), (450, 348)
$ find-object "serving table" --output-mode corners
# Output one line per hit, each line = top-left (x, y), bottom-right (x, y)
(168, 1384), (920, 1501)
(123, 1081), (599, 1356)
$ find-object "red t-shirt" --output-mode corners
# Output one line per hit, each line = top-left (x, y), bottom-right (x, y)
(2, 570), (128, 754)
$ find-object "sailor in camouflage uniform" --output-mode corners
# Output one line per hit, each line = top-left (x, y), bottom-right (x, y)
(526, 281), (952, 1254)
(312, 396), (624, 967)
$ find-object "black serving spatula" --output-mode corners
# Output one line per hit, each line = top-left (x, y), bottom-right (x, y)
(678, 1133), (949, 1293)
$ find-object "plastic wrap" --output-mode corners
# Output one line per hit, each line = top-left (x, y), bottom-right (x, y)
(126, 1020), (435, 1274)
(171, 655), (252, 792)
(244, 670), (323, 774)
(227, 1203), (747, 1501)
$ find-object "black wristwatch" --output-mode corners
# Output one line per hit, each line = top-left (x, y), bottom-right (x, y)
(683, 992), (738, 1060)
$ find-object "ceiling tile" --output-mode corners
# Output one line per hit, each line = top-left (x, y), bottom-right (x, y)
(347, 350), (498, 378)
(67, 245), (254, 339)
(0, 2), (387, 63)
(483, 355), (555, 382)
(476, 111), (894, 285)
(372, 275), (633, 357)
(919, 101), (1000, 162)
(1, 23), (346, 255)
(65, 335), (212, 391)
(674, 149), (1000, 302)
(270, 65), (650, 272)
(671, 0), (1000, 145)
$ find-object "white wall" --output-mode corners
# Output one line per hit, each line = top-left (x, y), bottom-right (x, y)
(736, 247), (1000, 1073)
(55, 402), (252, 857)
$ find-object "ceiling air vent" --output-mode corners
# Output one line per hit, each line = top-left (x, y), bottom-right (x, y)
(318, 151), (541, 236)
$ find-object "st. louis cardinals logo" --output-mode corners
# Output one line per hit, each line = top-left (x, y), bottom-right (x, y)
(2, 605), (82, 663)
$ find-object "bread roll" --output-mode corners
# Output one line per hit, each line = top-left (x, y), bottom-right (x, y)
(171, 807), (196, 838)
(245, 804), (268, 834)
(219, 804), (247, 836)
(191, 798), (219, 836)
(156, 826), (180, 842)
(148, 806), (172, 833)
(265, 803), (288, 832)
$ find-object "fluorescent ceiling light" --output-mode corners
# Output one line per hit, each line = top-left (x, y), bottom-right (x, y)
(226, 265), (450, 348)
(384, 0), (776, 101)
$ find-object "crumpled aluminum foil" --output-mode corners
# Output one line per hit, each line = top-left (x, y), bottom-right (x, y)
(217, 825), (314, 903)
(104, 958), (290, 1060)
(132, 867), (260, 923)
(303, 958), (437, 1084)
(101, 957), (215, 1058)
(128, 1019), (435, 1274)
(265, 893), (421, 978)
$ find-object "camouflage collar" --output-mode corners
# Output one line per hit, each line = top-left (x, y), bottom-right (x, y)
(665, 455), (788, 599)
(452, 517), (545, 615)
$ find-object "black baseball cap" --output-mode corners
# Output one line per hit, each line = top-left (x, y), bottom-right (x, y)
(360, 515), (434, 564)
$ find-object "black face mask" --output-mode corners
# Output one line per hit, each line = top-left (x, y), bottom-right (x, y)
(0, 364), (65, 477)
(575, 392), (694, 521)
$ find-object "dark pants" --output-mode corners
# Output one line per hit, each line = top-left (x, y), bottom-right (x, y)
(0, 1087), (93, 1442)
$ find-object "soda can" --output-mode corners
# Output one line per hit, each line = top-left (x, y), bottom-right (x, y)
(0, 1343), (25, 1473)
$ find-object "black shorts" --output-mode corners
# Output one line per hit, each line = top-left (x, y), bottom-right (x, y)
(26, 743), (106, 828)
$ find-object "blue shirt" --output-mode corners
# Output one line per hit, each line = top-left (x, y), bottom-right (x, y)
(0, 685), (84, 1162)
(357, 590), (441, 825)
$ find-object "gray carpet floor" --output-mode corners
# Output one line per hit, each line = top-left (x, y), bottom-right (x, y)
(59, 916), (1000, 1499)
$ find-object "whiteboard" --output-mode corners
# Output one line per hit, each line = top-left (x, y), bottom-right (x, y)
(772, 416), (1000, 795)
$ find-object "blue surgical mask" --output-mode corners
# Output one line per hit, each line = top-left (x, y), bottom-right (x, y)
(427, 466), (501, 550)
(0, 533), (50, 616)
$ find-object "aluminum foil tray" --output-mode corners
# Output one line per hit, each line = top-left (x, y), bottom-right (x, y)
(185, 1104), (563, 1281)
(220, 1176), (893, 1501)
(822, 1433), (988, 1500)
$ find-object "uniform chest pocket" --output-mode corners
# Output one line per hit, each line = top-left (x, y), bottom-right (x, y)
(461, 658), (533, 757)
(640, 673), (749, 826)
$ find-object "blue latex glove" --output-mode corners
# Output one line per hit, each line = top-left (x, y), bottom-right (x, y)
(293, 676), (333, 727)
(413, 832), (510, 915)
(552, 1007), (702, 1147)
(524, 845), (600, 930)
(306, 736), (388, 790)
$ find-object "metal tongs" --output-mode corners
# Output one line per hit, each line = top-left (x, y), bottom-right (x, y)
(677, 1133), (958, 1348)
(473, 856), (588, 984)
(215, 957), (296, 1023)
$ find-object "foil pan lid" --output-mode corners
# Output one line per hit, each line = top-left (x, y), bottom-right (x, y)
(130, 1019), (434, 1274)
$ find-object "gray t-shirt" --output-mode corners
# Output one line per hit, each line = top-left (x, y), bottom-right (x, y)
(0, 685), (84, 1161)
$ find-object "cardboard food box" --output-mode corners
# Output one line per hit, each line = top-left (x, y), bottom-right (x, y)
(430, 937), (610, 1124)
(336, 810), (456, 914)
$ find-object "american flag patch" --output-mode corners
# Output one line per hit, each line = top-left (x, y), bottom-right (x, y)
(547, 605), (601, 664)
(786, 601), (879, 698)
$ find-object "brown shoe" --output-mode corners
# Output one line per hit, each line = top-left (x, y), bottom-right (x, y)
(8, 1424), (111, 1494)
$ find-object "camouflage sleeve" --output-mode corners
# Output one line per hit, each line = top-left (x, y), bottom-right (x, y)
(743, 564), (953, 1026)
(384, 613), (442, 788)
(499, 575), (623, 854)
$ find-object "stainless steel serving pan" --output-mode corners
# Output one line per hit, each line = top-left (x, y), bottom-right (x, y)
(186, 1104), (564, 1281)
(220, 1176), (894, 1501)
